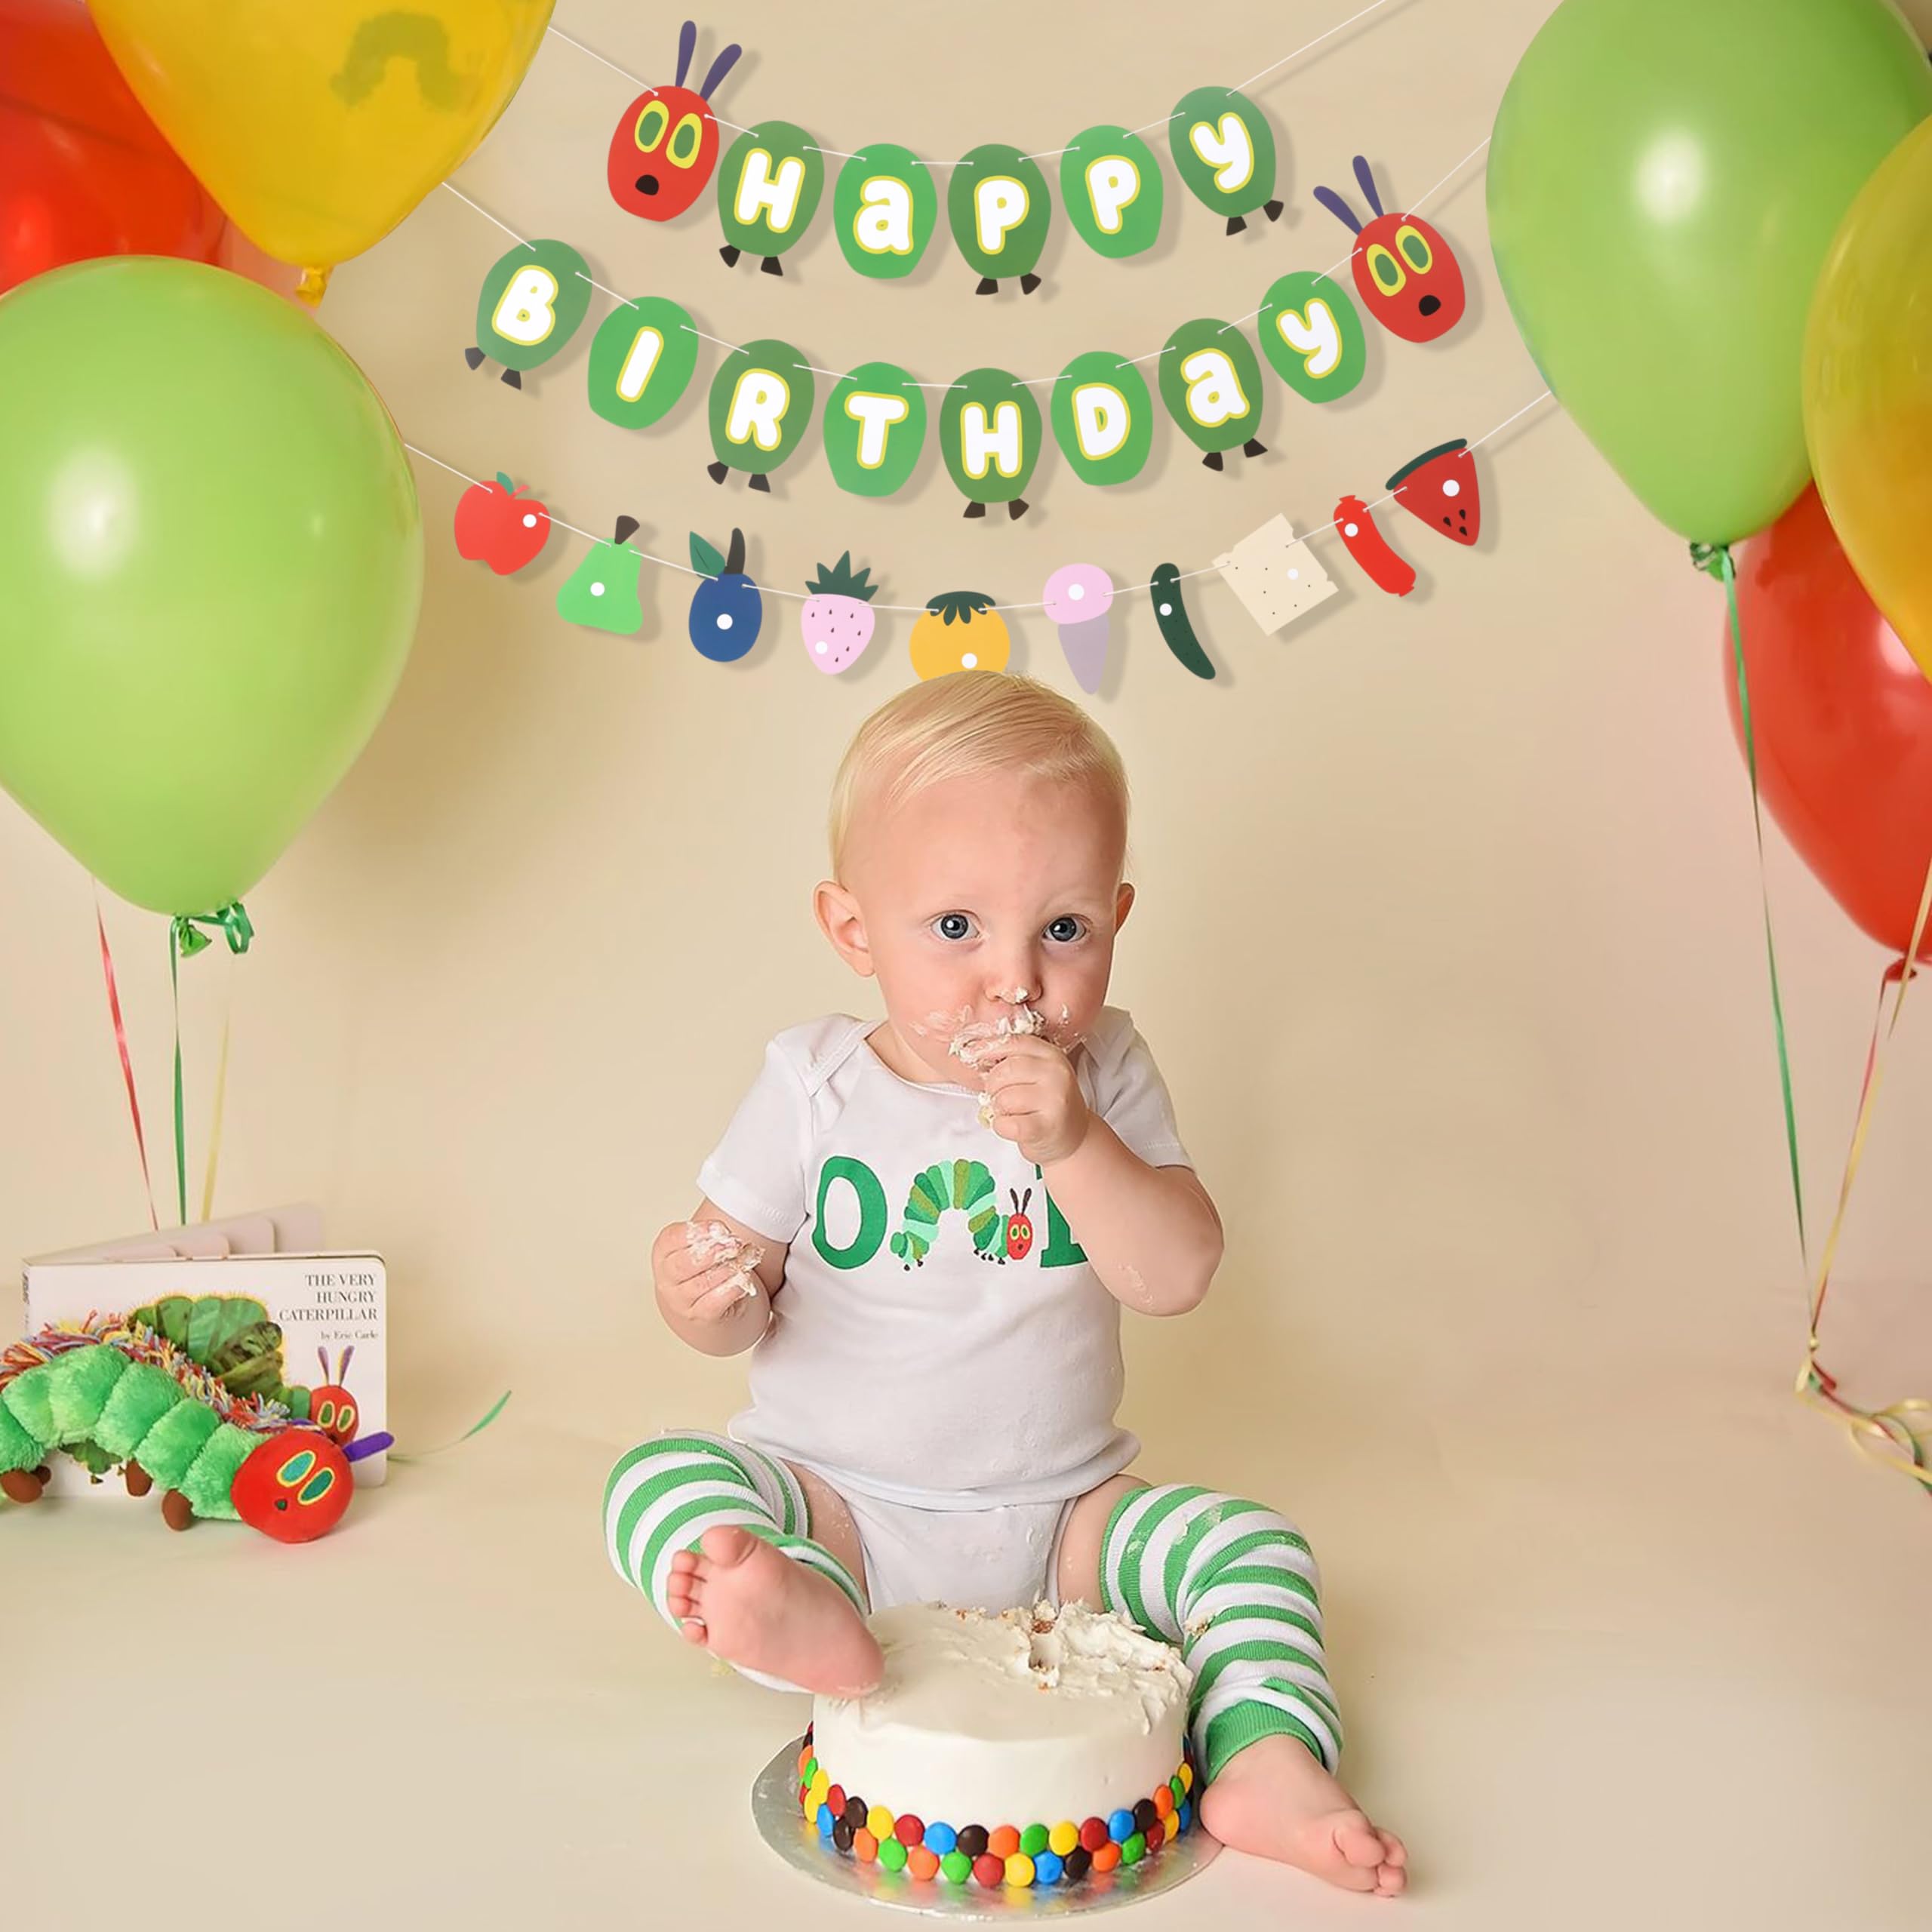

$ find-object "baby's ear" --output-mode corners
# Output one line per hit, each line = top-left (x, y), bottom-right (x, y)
(813, 878), (874, 977)
(1114, 881), (1137, 931)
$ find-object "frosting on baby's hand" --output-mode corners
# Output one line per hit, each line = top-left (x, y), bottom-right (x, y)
(685, 1219), (764, 1301)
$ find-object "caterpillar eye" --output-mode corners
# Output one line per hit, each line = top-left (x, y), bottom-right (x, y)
(634, 99), (669, 154)
(1365, 243), (1404, 294)
(668, 112), (704, 168)
(1395, 224), (1434, 274)
(315, 1399), (336, 1428)
(278, 1448), (318, 1487)
(297, 1469), (337, 1506)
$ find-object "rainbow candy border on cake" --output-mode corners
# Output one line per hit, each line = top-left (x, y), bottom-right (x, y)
(795, 1722), (1197, 1888)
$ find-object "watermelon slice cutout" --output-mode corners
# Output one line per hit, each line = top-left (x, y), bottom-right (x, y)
(1387, 438), (1478, 546)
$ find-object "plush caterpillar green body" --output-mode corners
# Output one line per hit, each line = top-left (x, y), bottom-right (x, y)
(0, 1338), (258, 1519)
(0, 1319), (361, 1541)
(890, 1160), (1007, 1267)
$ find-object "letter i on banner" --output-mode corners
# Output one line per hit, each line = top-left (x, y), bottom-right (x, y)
(587, 296), (700, 427)
(706, 337), (814, 488)
(946, 145), (1051, 294)
(833, 146), (939, 278)
(939, 368), (1041, 518)
(824, 361), (928, 496)
(1158, 317), (1268, 469)
(716, 122), (825, 274)
(1049, 350), (1154, 486)
(469, 241), (592, 387)
(1060, 125), (1164, 259)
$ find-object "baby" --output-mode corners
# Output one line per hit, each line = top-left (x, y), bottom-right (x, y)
(604, 672), (1404, 1897)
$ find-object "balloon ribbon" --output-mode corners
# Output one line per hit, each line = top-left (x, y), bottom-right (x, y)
(168, 903), (252, 1227)
(94, 892), (158, 1232)
(1703, 541), (1932, 1494)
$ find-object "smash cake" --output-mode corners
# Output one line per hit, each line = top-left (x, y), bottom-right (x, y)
(795, 1599), (1198, 1890)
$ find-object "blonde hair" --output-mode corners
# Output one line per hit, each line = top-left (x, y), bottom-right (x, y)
(828, 671), (1131, 880)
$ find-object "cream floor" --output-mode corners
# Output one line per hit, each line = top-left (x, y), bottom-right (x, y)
(5, 1315), (1930, 1932)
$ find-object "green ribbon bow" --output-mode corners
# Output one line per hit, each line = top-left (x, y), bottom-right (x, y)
(167, 899), (253, 1225)
(171, 902), (254, 959)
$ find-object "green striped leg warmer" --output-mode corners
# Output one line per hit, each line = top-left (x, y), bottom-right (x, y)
(1100, 1483), (1341, 1782)
(603, 1431), (866, 1690)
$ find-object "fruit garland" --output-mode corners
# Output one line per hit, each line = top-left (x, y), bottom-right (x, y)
(421, 394), (1545, 690)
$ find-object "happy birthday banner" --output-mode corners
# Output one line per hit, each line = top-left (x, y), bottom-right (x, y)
(559, 4), (1406, 281)
(451, 140), (1481, 516)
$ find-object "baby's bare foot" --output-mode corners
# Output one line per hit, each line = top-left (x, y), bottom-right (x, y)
(665, 1525), (883, 1697)
(1198, 1734), (1407, 1898)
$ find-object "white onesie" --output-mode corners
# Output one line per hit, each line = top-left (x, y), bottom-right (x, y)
(696, 1008), (1193, 1611)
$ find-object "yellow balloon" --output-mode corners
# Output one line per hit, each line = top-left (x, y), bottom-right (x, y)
(1804, 116), (1932, 681)
(90, 0), (554, 297)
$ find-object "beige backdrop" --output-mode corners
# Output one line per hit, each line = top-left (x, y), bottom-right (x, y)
(5, 4), (1932, 1927)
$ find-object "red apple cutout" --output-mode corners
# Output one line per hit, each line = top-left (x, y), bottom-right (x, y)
(454, 472), (551, 574)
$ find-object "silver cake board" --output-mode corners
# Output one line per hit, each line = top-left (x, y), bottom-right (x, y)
(752, 1736), (1220, 1918)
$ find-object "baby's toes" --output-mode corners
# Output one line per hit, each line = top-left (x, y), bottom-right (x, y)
(1334, 1814), (1387, 1874)
(1379, 1830), (1407, 1869)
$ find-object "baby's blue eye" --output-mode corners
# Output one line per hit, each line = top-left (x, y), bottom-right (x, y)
(934, 913), (974, 941)
(1045, 916), (1084, 943)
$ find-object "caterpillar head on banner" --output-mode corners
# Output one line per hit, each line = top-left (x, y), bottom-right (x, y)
(309, 1346), (365, 1447)
(606, 19), (742, 222)
(1313, 156), (1466, 345)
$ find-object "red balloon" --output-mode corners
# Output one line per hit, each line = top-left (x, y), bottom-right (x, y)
(0, 0), (224, 297)
(1727, 487), (1932, 961)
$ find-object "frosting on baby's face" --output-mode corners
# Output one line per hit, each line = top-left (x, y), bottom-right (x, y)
(819, 769), (1132, 1087)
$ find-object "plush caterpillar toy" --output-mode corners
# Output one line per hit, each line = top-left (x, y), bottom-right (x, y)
(0, 1317), (388, 1544)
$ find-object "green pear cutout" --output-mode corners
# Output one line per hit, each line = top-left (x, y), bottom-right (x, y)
(1159, 318), (1267, 466)
(557, 517), (647, 634)
(1168, 87), (1281, 232)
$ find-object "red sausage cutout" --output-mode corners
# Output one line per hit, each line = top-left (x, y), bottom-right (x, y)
(1334, 495), (1417, 596)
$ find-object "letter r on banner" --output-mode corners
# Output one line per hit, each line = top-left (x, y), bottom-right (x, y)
(728, 368), (792, 449)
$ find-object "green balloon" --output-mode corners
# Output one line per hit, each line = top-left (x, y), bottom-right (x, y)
(823, 362), (927, 497)
(1158, 318), (1266, 456)
(1169, 88), (1280, 227)
(716, 122), (825, 264)
(832, 146), (938, 278)
(938, 368), (1042, 509)
(708, 338), (816, 478)
(1257, 271), (1367, 403)
(586, 297), (699, 429)
(1049, 352), (1154, 487)
(946, 145), (1051, 289)
(1060, 125), (1163, 258)
(0, 259), (421, 915)
(475, 239), (592, 371)
(1488, 0), (1932, 543)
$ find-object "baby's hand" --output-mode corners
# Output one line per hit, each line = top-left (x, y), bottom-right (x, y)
(654, 1219), (766, 1325)
(971, 1032), (1091, 1166)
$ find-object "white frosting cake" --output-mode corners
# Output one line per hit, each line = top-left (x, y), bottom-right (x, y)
(812, 1599), (1192, 1832)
